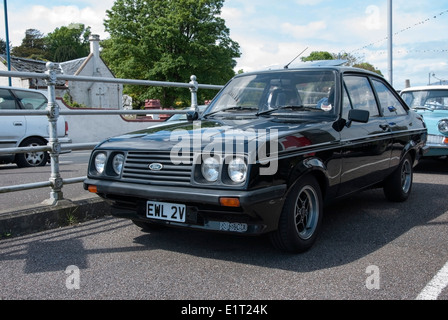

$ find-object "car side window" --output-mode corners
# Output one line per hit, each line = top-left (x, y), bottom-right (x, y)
(0, 89), (19, 110)
(12, 90), (48, 110)
(372, 79), (408, 116)
(343, 76), (380, 117)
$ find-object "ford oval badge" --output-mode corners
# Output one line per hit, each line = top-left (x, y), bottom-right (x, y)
(149, 163), (163, 171)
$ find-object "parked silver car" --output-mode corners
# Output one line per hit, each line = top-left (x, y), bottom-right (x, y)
(0, 86), (71, 167)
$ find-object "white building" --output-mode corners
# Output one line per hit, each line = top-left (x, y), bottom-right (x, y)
(0, 34), (122, 109)
(59, 34), (123, 109)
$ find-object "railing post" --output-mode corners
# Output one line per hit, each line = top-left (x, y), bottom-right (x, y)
(189, 75), (199, 111)
(43, 62), (64, 205)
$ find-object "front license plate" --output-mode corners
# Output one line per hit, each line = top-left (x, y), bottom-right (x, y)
(146, 201), (186, 223)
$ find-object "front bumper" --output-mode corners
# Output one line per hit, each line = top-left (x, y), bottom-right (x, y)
(84, 179), (287, 235)
(424, 134), (448, 157)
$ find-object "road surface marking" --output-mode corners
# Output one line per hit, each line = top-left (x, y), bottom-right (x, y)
(416, 260), (448, 300)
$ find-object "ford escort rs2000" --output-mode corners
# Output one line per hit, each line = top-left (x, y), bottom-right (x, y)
(84, 66), (427, 253)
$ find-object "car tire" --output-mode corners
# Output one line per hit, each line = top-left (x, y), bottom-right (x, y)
(383, 153), (413, 202)
(270, 175), (323, 253)
(15, 138), (49, 168)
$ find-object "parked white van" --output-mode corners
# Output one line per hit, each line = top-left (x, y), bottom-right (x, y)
(0, 86), (71, 167)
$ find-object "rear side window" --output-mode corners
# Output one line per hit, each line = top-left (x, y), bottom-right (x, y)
(372, 79), (408, 116)
(0, 89), (19, 110)
(343, 76), (380, 117)
(13, 90), (48, 110)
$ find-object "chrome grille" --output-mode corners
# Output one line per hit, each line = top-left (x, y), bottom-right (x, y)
(121, 151), (193, 186)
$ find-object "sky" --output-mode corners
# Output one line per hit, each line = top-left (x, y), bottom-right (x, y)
(1, 0), (448, 90)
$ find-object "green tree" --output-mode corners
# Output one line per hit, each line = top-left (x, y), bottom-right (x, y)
(301, 51), (334, 62)
(0, 38), (7, 55)
(302, 50), (383, 76)
(11, 29), (47, 59)
(331, 51), (359, 66)
(102, 0), (241, 108)
(46, 23), (92, 62)
(353, 62), (383, 76)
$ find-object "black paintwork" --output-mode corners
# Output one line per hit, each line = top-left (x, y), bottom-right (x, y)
(84, 67), (427, 236)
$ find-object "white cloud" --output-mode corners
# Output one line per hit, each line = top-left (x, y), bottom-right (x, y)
(220, 7), (244, 27)
(5, 2), (114, 46)
(295, 0), (324, 6)
(365, 5), (383, 30)
(3, 0), (446, 90)
(281, 21), (327, 40)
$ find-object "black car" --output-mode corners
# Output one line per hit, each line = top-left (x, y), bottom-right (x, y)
(84, 66), (427, 253)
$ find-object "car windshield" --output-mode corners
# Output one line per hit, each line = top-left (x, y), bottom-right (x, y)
(204, 70), (338, 119)
(401, 89), (448, 111)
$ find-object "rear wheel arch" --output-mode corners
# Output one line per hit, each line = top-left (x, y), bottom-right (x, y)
(401, 141), (417, 163)
(383, 152), (414, 202)
(17, 135), (48, 148)
(406, 149), (416, 165)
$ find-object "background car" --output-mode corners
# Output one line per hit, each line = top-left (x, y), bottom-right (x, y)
(401, 85), (448, 158)
(0, 86), (71, 167)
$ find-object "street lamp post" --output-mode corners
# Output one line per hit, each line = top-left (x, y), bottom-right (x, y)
(387, 0), (393, 86)
(432, 74), (446, 85)
(3, 0), (11, 86)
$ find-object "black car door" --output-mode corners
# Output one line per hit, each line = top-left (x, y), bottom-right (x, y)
(338, 75), (393, 197)
(370, 78), (414, 169)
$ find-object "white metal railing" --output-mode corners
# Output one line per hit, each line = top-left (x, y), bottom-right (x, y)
(0, 62), (224, 205)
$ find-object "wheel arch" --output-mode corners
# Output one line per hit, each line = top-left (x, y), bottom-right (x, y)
(286, 158), (329, 200)
(17, 135), (48, 147)
(402, 141), (417, 166)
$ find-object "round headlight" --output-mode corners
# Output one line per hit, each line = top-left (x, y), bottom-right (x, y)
(438, 119), (448, 134)
(228, 157), (247, 183)
(112, 154), (125, 175)
(94, 152), (107, 174)
(201, 157), (220, 182)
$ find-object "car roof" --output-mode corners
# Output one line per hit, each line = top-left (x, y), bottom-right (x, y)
(0, 86), (47, 94)
(401, 85), (448, 92)
(234, 65), (382, 79)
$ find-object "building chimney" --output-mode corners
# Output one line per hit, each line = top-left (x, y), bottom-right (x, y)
(405, 79), (411, 88)
(89, 34), (100, 76)
(89, 34), (100, 57)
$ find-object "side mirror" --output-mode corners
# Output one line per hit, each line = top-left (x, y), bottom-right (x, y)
(346, 109), (370, 127)
(186, 110), (199, 122)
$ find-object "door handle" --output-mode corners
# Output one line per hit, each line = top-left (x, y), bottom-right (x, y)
(13, 122), (23, 126)
(379, 124), (390, 131)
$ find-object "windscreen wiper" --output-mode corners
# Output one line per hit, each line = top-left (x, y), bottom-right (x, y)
(205, 106), (258, 118)
(257, 105), (316, 116)
(413, 106), (434, 111)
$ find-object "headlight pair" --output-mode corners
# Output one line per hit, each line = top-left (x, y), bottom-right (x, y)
(438, 119), (448, 134)
(201, 156), (248, 184)
(93, 152), (125, 176)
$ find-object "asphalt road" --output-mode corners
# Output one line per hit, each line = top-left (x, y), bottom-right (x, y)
(0, 156), (447, 303)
